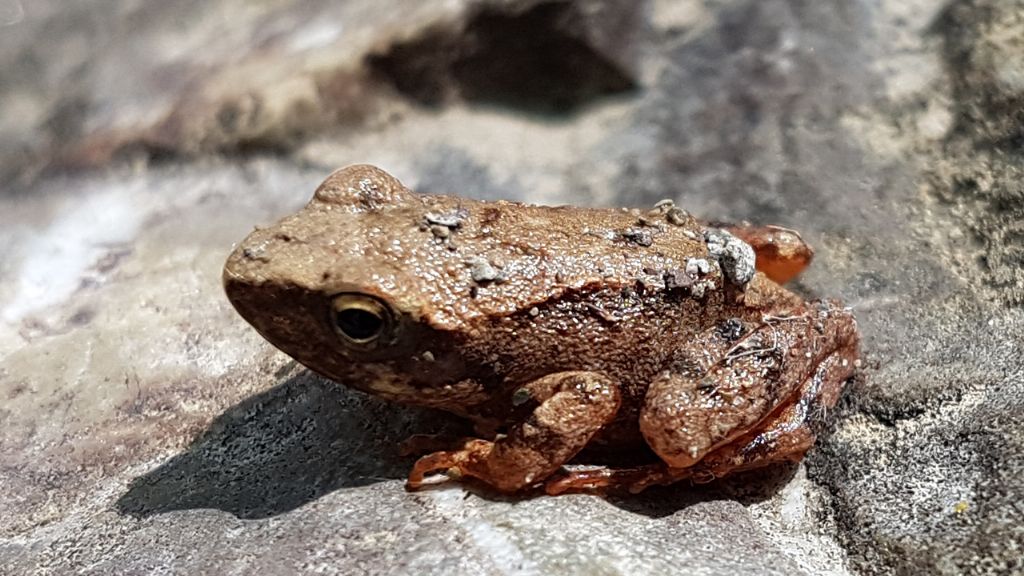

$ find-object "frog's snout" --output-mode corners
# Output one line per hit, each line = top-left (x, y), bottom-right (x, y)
(222, 226), (296, 327)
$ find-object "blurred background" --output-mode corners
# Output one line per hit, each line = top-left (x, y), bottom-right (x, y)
(1, 1), (1022, 575)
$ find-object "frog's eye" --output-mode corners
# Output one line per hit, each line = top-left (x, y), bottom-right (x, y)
(331, 294), (393, 347)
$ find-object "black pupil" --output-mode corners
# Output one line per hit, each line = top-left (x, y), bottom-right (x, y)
(337, 308), (383, 340)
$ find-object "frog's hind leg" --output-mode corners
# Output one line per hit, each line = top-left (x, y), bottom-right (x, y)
(718, 224), (814, 284)
(681, 365), (838, 482)
(636, 343), (855, 492)
(639, 300), (858, 476)
(545, 323), (858, 496)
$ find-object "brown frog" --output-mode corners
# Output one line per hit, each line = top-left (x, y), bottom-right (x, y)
(223, 165), (860, 495)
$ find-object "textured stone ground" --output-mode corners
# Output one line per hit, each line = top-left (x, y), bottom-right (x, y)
(2, 1), (1022, 575)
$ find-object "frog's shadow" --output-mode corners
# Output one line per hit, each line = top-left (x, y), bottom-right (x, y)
(116, 369), (469, 520)
(116, 370), (797, 520)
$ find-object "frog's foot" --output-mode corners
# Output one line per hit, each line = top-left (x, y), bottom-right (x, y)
(640, 300), (859, 470)
(406, 371), (620, 493)
(406, 439), (493, 490)
(719, 224), (814, 284)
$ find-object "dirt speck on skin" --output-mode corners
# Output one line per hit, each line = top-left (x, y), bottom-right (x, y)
(621, 226), (655, 247)
(462, 255), (504, 284)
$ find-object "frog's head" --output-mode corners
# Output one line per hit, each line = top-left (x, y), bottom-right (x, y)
(223, 165), (486, 407)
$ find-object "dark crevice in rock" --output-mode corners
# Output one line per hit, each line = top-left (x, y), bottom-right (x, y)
(366, 0), (643, 114)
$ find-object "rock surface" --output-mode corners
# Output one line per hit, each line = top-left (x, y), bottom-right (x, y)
(2, 1), (1022, 575)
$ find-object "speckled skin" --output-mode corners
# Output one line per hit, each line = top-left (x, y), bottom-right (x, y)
(223, 165), (860, 494)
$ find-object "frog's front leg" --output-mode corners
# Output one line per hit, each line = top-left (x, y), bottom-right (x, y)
(405, 371), (621, 493)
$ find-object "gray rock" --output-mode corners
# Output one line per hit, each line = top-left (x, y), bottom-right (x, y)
(0, 0), (474, 185)
(2, 1), (1022, 575)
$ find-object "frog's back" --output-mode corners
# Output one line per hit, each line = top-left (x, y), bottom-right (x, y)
(409, 193), (722, 327)
(298, 164), (753, 332)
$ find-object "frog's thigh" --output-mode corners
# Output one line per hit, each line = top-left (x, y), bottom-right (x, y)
(721, 224), (813, 284)
(407, 371), (620, 493)
(639, 302), (858, 469)
(690, 348), (854, 479)
(549, 351), (853, 495)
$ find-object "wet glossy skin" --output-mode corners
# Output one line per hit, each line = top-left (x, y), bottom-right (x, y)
(223, 165), (860, 494)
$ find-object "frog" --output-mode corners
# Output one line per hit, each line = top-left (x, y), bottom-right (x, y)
(223, 164), (860, 495)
